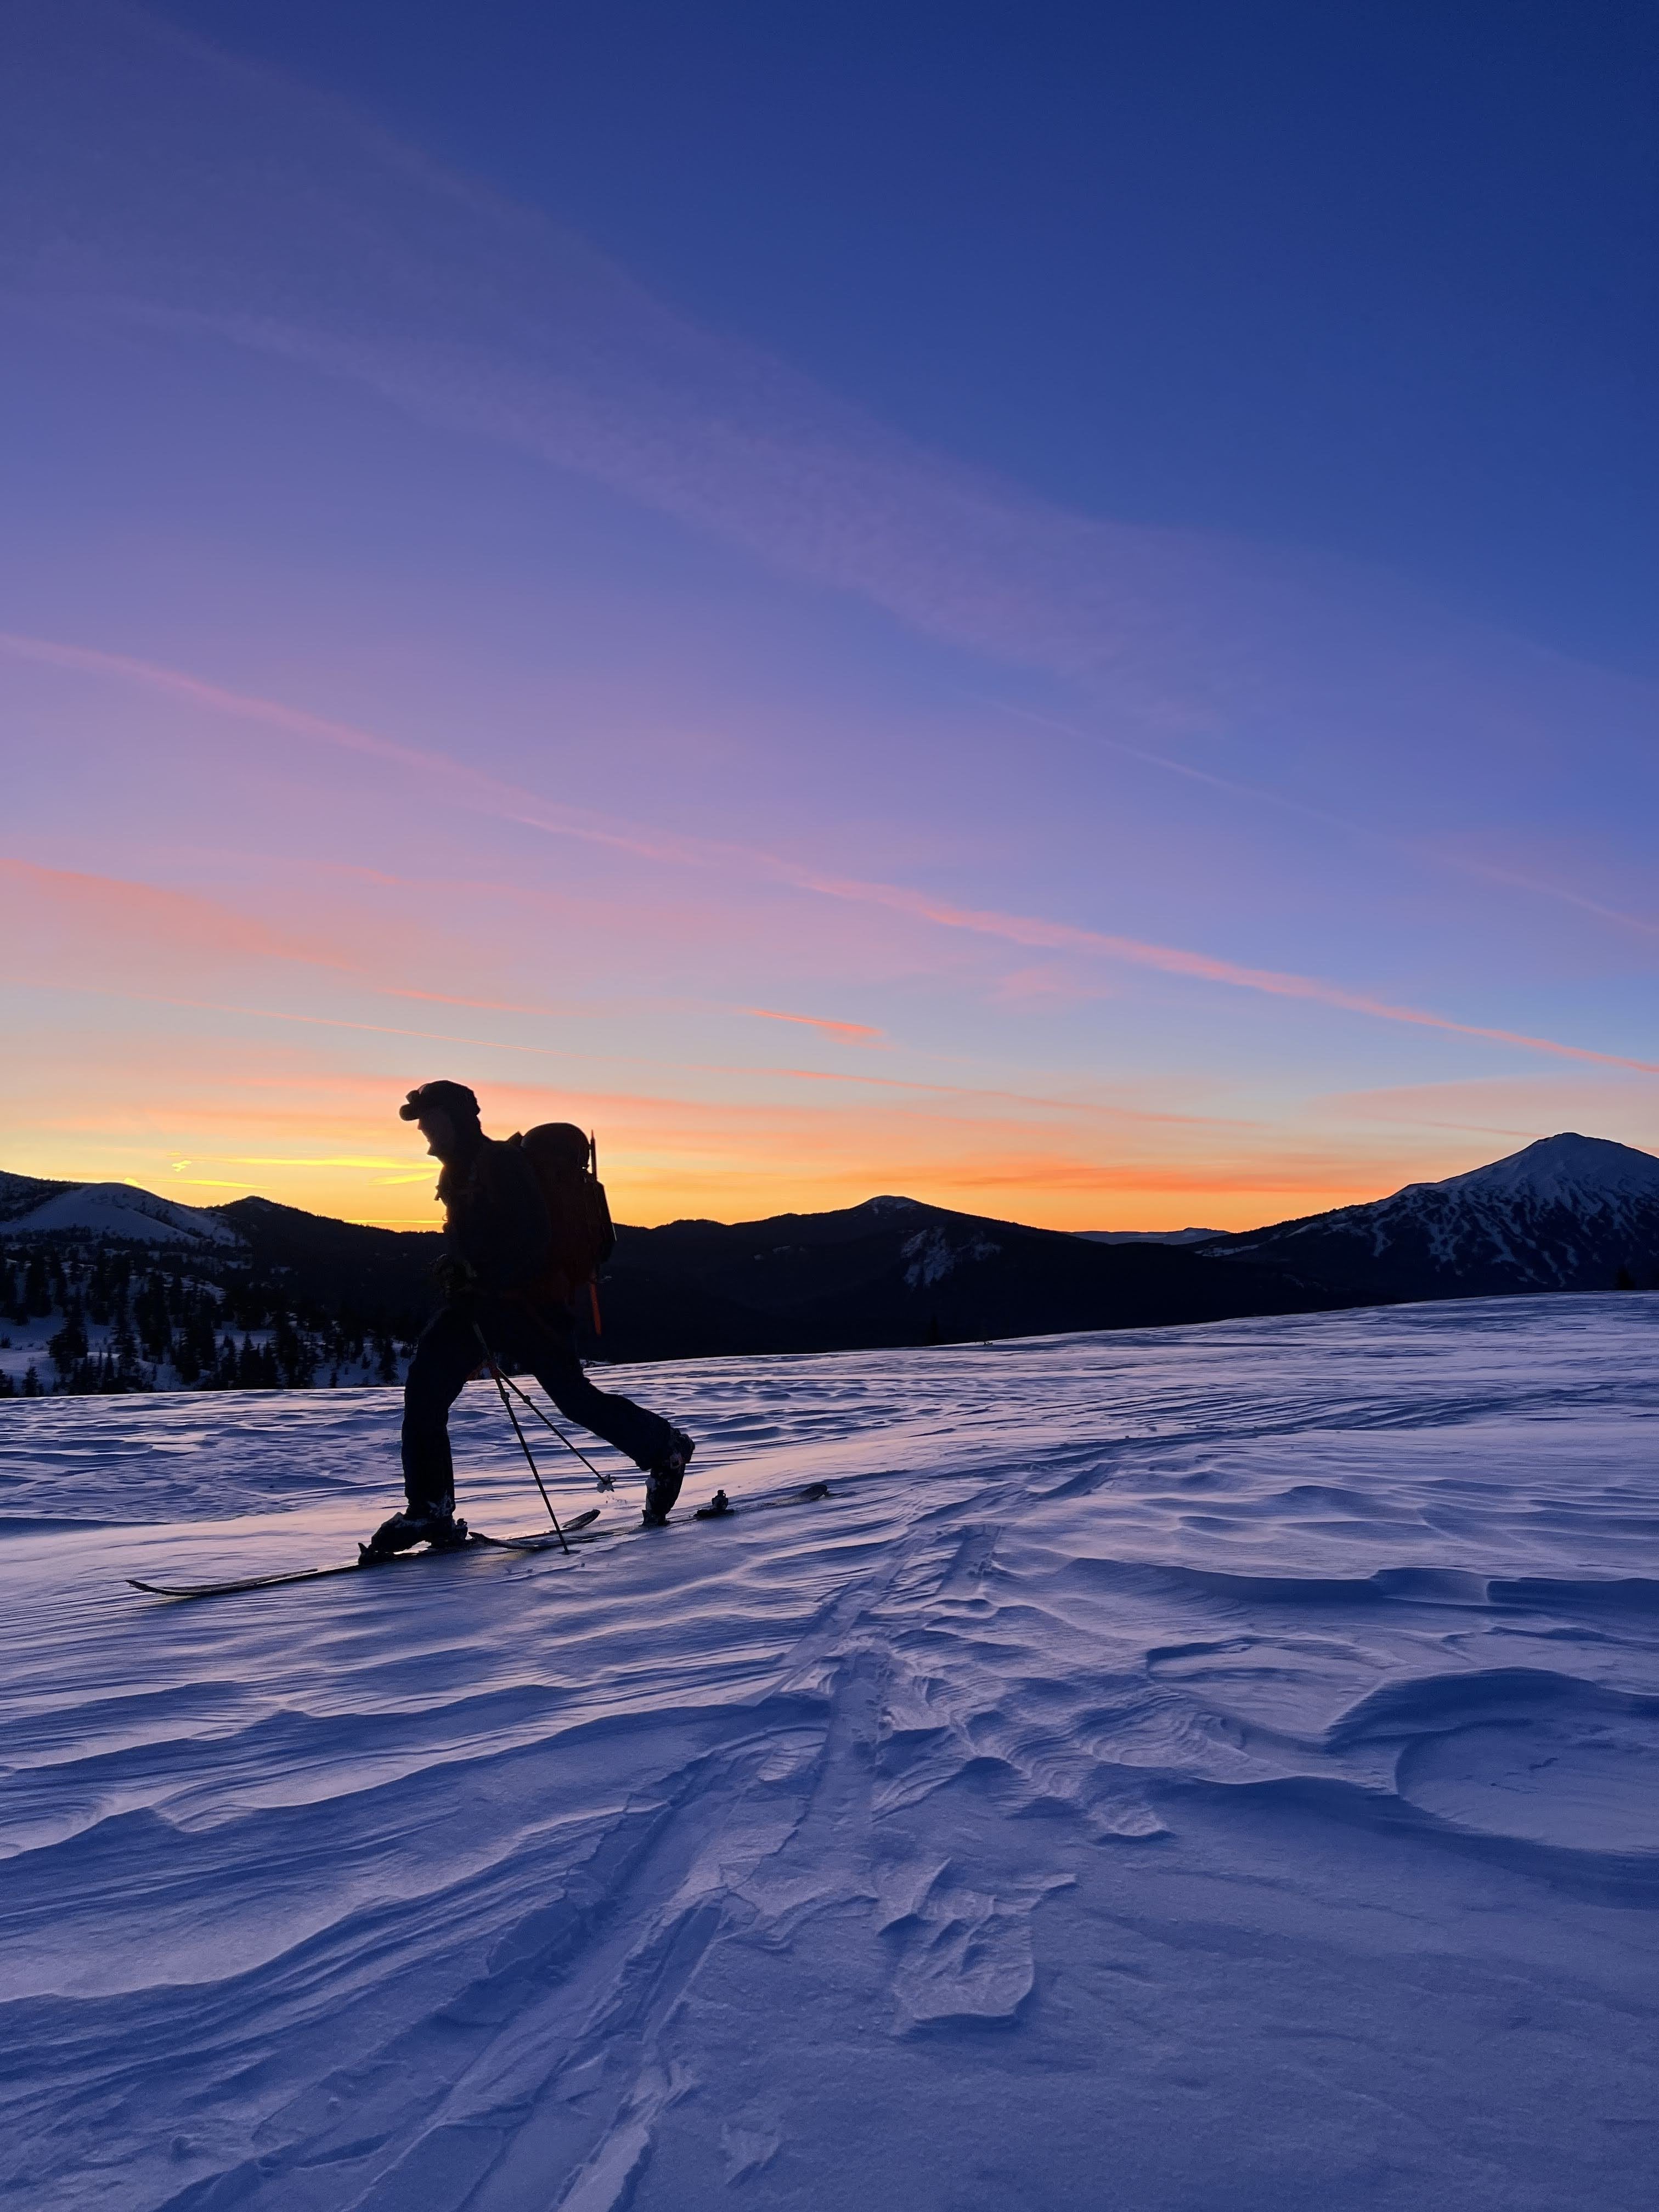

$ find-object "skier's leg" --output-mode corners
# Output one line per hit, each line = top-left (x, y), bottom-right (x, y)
(518, 1306), (683, 1471)
(399, 1305), (476, 1514)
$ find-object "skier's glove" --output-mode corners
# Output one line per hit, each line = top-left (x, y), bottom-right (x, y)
(432, 1254), (480, 1302)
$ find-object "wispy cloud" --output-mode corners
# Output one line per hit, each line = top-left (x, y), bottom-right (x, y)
(12, 977), (570, 1059)
(8, 649), (1657, 1078)
(768, 867), (1659, 1076)
(743, 1007), (883, 1043)
(6, 0), (1656, 845)
(0, 630), (706, 869)
(179, 1154), (431, 1183)
(382, 987), (579, 1017)
(4, 854), (351, 971)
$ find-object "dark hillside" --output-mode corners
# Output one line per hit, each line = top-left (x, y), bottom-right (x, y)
(216, 1197), (443, 1338)
(218, 1190), (1339, 1364)
(589, 1195), (1336, 1362)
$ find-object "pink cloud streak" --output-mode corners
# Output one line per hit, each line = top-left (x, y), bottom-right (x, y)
(8, 631), (1657, 1079)
(744, 1007), (883, 1043)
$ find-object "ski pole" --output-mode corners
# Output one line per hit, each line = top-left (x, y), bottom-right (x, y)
(508, 1300), (639, 1492)
(473, 1326), (571, 1553)
(487, 1359), (618, 1488)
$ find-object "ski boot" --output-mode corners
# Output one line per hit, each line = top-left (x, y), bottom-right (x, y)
(360, 1504), (469, 1562)
(641, 1431), (695, 1527)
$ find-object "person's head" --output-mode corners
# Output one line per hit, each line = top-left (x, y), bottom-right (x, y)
(399, 1080), (482, 1163)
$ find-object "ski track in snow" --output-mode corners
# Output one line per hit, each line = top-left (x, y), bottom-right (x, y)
(3, 1295), (1659, 2209)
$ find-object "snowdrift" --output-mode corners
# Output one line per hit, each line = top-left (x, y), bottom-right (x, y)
(4, 1295), (1659, 2209)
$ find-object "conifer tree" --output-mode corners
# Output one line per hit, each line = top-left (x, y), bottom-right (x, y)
(48, 1305), (88, 1378)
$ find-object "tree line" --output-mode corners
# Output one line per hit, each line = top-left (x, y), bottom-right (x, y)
(0, 1239), (414, 1397)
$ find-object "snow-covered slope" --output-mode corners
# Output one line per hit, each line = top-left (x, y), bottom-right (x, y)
(6, 1181), (243, 1246)
(4, 1298), (1659, 2209)
(1075, 1226), (1222, 1244)
(1212, 1131), (1659, 1296)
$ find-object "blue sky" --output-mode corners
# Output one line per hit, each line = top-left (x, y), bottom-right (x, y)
(148, 0), (1659, 667)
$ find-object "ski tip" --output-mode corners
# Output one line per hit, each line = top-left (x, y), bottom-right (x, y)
(801, 1482), (831, 1501)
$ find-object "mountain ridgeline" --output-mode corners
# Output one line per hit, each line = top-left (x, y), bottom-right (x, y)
(0, 1133), (1653, 1395)
(583, 1195), (1332, 1358)
(0, 1187), (1333, 1393)
(1196, 1133), (1659, 1299)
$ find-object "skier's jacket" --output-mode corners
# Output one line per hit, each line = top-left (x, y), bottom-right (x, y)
(436, 1138), (550, 1298)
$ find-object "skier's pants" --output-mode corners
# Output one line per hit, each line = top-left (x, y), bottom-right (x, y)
(402, 1298), (675, 1510)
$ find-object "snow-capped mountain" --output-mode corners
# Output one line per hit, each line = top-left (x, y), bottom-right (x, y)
(1207, 1133), (1659, 1298)
(7, 1181), (244, 1247)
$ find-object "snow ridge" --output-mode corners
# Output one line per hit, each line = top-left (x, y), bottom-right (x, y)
(6, 1182), (242, 1246)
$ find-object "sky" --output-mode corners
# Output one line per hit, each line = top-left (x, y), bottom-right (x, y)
(2, 0), (1657, 1231)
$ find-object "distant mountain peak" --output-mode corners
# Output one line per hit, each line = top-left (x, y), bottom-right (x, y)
(1430, 1133), (1659, 1206)
(1216, 1131), (1659, 1299)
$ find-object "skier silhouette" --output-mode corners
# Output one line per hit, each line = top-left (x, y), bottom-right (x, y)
(365, 1080), (692, 1555)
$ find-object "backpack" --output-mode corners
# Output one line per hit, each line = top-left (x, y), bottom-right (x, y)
(510, 1124), (617, 1315)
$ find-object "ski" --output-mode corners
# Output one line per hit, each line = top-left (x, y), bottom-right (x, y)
(126, 1483), (834, 1598)
(452, 1481), (833, 1554)
(523, 1480), (832, 1544)
(692, 1481), (830, 1520)
(477, 1480), (833, 1549)
(127, 1510), (601, 1600)
(554, 1480), (831, 1537)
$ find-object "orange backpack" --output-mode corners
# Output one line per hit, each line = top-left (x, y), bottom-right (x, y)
(510, 1124), (617, 1318)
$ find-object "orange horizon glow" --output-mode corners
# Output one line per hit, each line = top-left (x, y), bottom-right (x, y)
(9, 1065), (1640, 1238)
(8, 843), (1657, 1239)
(8, 826), (1657, 1239)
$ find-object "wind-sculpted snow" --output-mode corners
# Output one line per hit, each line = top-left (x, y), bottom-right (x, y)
(4, 1296), (1659, 2208)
